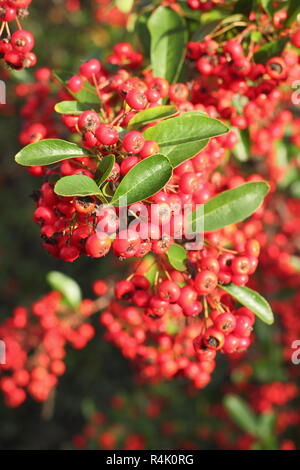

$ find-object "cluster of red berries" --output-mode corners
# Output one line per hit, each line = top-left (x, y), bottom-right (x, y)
(100, 221), (261, 389)
(0, 290), (97, 407)
(24, 48), (234, 262)
(0, 0), (36, 70)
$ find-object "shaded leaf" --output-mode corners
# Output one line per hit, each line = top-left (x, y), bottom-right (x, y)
(224, 394), (258, 436)
(46, 271), (82, 309)
(127, 105), (177, 130)
(148, 6), (187, 84)
(254, 37), (288, 64)
(166, 244), (187, 272)
(54, 174), (102, 197)
(96, 154), (115, 186)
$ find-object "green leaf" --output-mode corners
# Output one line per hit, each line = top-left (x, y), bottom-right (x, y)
(15, 139), (86, 166)
(135, 13), (151, 58)
(143, 112), (228, 168)
(261, 0), (275, 16)
(166, 244), (187, 272)
(148, 6), (187, 84)
(127, 105), (177, 130)
(220, 284), (274, 325)
(54, 175), (102, 197)
(232, 128), (250, 162)
(116, 0), (133, 13)
(96, 154), (115, 186)
(254, 37), (288, 64)
(233, 0), (253, 16)
(224, 394), (258, 437)
(53, 71), (99, 104)
(286, 0), (300, 27)
(191, 20), (221, 42)
(54, 101), (98, 115)
(141, 254), (159, 287)
(46, 271), (82, 309)
(111, 154), (173, 206)
(257, 413), (277, 449)
(190, 182), (269, 233)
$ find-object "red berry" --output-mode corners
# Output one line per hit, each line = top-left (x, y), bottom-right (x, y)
(122, 131), (145, 153)
(194, 271), (218, 295)
(96, 124), (119, 146)
(139, 140), (160, 159)
(60, 245), (80, 262)
(126, 89), (148, 110)
(203, 327), (225, 350)
(115, 280), (135, 300)
(85, 232), (111, 258)
(74, 196), (96, 215)
(79, 59), (101, 78)
(213, 312), (236, 335)
(113, 230), (141, 258)
(78, 110), (101, 133)
(67, 75), (84, 93)
(158, 280), (181, 303)
(93, 280), (108, 296)
(11, 30), (34, 53)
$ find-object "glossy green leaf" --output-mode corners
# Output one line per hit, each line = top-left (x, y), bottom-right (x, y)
(224, 395), (258, 437)
(127, 105), (177, 130)
(261, 0), (275, 16)
(54, 101), (98, 115)
(220, 284), (274, 325)
(190, 182), (269, 233)
(254, 38), (288, 64)
(232, 128), (250, 162)
(15, 139), (86, 166)
(54, 174), (102, 197)
(148, 6), (187, 84)
(111, 154), (173, 206)
(46, 271), (82, 309)
(166, 244), (187, 272)
(96, 154), (115, 186)
(143, 112), (228, 168)
(257, 413), (276, 441)
(286, 0), (300, 27)
(192, 20), (221, 42)
(135, 13), (151, 58)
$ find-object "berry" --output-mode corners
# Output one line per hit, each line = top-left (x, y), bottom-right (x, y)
(96, 124), (119, 146)
(11, 30), (34, 53)
(203, 328), (225, 351)
(85, 233), (111, 258)
(158, 280), (181, 303)
(126, 89), (148, 110)
(194, 271), (218, 295)
(122, 131), (145, 153)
